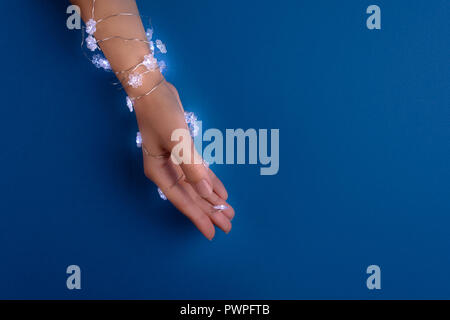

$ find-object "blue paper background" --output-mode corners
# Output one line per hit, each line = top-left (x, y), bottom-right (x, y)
(0, 0), (448, 299)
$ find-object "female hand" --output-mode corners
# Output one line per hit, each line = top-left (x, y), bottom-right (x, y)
(134, 80), (235, 240)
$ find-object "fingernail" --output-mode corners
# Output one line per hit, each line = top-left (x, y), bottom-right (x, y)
(195, 179), (212, 197)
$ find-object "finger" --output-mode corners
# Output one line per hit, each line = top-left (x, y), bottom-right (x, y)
(206, 206), (232, 234)
(163, 181), (216, 240)
(144, 157), (215, 240)
(160, 85), (226, 202)
(167, 138), (234, 218)
(162, 82), (228, 200)
(183, 183), (232, 234)
(210, 197), (235, 221)
(163, 83), (215, 198)
(208, 168), (228, 200)
(180, 160), (214, 198)
(217, 201), (235, 221)
(167, 136), (214, 199)
(199, 189), (235, 221)
(159, 111), (213, 200)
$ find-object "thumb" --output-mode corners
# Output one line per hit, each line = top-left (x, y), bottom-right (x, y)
(167, 127), (213, 198)
(181, 159), (213, 198)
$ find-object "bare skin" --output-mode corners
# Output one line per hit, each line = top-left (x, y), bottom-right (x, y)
(71, 0), (234, 240)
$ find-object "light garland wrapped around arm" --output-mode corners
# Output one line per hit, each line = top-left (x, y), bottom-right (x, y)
(76, 0), (214, 204)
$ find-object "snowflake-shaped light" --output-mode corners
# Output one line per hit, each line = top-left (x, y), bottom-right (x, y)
(143, 54), (158, 71)
(184, 112), (199, 137)
(128, 73), (143, 88)
(92, 54), (111, 70)
(155, 39), (167, 54)
(86, 35), (98, 51)
(126, 96), (134, 112)
(158, 60), (167, 73)
(158, 188), (167, 200)
(146, 28), (153, 41)
(149, 40), (155, 53)
(136, 132), (142, 148)
(86, 19), (97, 35)
(213, 204), (228, 211)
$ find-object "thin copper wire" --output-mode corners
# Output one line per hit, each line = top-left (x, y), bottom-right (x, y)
(130, 77), (166, 102)
(142, 144), (170, 159)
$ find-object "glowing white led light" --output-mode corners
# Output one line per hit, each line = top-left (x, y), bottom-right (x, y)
(158, 188), (167, 200)
(146, 28), (153, 41)
(92, 54), (111, 70)
(213, 205), (228, 211)
(126, 96), (134, 112)
(158, 60), (167, 73)
(128, 73), (143, 88)
(86, 35), (98, 51)
(136, 132), (142, 148)
(155, 39), (167, 54)
(86, 19), (97, 35)
(143, 54), (158, 71)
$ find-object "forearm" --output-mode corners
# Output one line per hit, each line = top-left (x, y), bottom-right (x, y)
(70, 1), (233, 239)
(71, 0), (163, 97)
